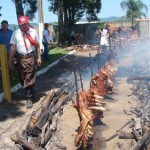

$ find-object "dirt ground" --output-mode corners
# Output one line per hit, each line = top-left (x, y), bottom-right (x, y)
(0, 42), (144, 150)
(55, 48), (138, 150)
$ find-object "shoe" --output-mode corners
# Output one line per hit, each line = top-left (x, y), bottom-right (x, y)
(31, 88), (35, 101)
(27, 99), (33, 108)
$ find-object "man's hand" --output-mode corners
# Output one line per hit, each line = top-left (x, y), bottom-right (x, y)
(36, 57), (42, 67)
(8, 44), (16, 71)
(35, 43), (42, 67)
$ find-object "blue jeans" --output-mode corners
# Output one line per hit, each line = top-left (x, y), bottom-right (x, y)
(42, 42), (49, 60)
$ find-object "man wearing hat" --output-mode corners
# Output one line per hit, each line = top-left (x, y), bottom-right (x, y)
(8, 15), (42, 108)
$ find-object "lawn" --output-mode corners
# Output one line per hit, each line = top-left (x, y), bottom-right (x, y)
(0, 46), (70, 93)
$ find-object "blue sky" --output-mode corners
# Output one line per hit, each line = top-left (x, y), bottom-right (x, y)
(0, 0), (150, 25)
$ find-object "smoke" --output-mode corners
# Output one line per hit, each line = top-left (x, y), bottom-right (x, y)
(117, 37), (150, 77)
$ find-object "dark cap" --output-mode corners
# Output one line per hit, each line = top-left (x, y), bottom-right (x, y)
(1, 20), (8, 25)
(44, 23), (49, 28)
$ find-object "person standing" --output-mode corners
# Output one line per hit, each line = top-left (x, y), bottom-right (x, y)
(42, 23), (51, 61)
(99, 25), (109, 53)
(0, 20), (13, 56)
(100, 26), (109, 47)
(0, 20), (14, 78)
(69, 29), (75, 45)
(8, 15), (42, 108)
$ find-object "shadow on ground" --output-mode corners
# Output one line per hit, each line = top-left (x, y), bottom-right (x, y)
(0, 52), (106, 122)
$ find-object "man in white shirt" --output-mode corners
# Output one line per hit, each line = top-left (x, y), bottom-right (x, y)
(100, 27), (109, 47)
(42, 23), (51, 60)
(8, 15), (42, 108)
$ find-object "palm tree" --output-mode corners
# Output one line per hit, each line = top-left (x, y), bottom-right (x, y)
(121, 0), (148, 27)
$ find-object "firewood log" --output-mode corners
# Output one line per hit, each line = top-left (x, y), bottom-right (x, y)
(52, 94), (70, 114)
(40, 121), (49, 146)
(35, 109), (50, 131)
(105, 119), (134, 141)
(118, 131), (134, 139)
(131, 130), (150, 150)
(10, 132), (43, 150)
(41, 125), (52, 147)
(29, 90), (54, 129)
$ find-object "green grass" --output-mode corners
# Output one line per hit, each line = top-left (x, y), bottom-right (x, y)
(0, 46), (70, 93)
(39, 46), (69, 69)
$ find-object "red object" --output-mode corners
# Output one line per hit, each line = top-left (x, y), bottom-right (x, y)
(22, 32), (37, 51)
(26, 32), (37, 46)
(18, 16), (29, 25)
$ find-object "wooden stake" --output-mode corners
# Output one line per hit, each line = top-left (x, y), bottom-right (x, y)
(78, 57), (83, 90)
(89, 53), (93, 78)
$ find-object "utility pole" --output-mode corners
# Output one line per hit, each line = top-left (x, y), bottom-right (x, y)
(58, 1), (63, 44)
(38, 0), (44, 53)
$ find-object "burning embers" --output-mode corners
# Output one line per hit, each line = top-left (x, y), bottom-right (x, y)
(73, 59), (119, 149)
(123, 78), (150, 149)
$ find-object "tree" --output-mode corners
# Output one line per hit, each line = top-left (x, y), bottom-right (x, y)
(48, 0), (102, 44)
(11, 0), (38, 20)
(13, 0), (24, 18)
(121, 0), (148, 27)
(84, 0), (102, 21)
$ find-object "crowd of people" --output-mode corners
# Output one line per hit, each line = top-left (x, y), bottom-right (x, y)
(98, 24), (140, 53)
(0, 16), (52, 108)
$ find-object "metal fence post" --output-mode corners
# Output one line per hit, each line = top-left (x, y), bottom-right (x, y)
(0, 44), (11, 102)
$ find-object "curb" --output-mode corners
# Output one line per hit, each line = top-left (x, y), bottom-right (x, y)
(0, 50), (76, 103)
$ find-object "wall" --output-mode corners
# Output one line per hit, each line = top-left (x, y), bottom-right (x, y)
(52, 21), (133, 43)
(136, 20), (150, 38)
